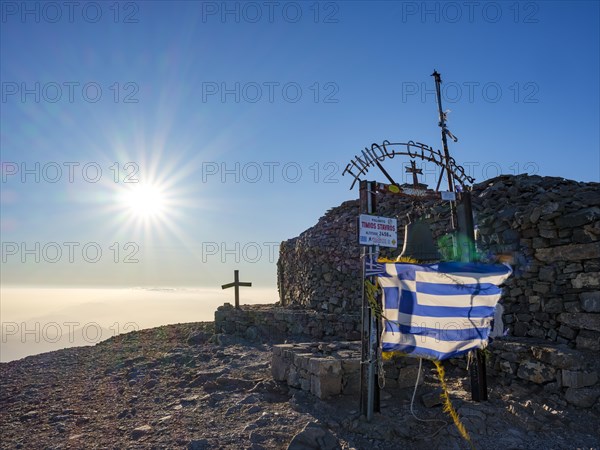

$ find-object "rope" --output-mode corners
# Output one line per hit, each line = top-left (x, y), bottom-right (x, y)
(433, 360), (476, 450)
(466, 350), (473, 371)
(408, 358), (448, 438)
(365, 279), (383, 319)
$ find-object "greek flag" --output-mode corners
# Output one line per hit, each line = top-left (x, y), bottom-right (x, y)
(376, 261), (512, 361)
(364, 258), (386, 278)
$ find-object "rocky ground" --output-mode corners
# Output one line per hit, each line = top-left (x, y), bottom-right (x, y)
(1, 322), (599, 449)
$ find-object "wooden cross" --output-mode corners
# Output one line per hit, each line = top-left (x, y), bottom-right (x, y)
(406, 160), (423, 187)
(221, 270), (252, 309)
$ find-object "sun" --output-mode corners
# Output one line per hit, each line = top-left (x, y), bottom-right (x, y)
(120, 183), (166, 219)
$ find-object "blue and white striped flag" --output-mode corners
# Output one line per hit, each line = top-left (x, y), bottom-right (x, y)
(377, 261), (512, 360)
(365, 259), (386, 278)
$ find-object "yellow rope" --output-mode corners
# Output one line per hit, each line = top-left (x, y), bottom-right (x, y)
(364, 279), (383, 319)
(376, 256), (419, 264)
(381, 351), (406, 361)
(395, 256), (419, 263)
(433, 360), (476, 450)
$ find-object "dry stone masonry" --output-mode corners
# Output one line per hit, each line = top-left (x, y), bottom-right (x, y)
(217, 174), (599, 409)
(214, 303), (361, 341)
(271, 342), (424, 400)
(488, 337), (600, 408)
(271, 342), (360, 399)
(277, 174), (600, 350)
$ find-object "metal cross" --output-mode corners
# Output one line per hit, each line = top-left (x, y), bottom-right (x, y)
(405, 160), (423, 187)
(221, 270), (252, 309)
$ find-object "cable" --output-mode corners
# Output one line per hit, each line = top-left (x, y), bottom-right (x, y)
(409, 358), (448, 438)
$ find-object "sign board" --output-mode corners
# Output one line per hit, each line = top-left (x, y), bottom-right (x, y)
(441, 191), (456, 201)
(401, 186), (430, 197)
(358, 214), (398, 248)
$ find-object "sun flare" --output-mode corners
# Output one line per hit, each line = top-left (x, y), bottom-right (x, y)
(121, 183), (166, 219)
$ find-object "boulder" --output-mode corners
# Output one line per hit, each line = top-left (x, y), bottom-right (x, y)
(580, 292), (600, 313)
(310, 374), (341, 399)
(397, 365), (424, 389)
(422, 390), (443, 408)
(188, 439), (210, 449)
(516, 361), (556, 384)
(535, 242), (600, 262)
(287, 421), (340, 450)
(565, 388), (600, 408)
(562, 370), (598, 388)
(558, 313), (600, 332)
(530, 345), (584, 369)
(187, 331), (211, 346)
(572, 273), (600, 289)
(576, 330), (600, 351)
(131, 425), (152, 440)
(555, 207), (600, 228)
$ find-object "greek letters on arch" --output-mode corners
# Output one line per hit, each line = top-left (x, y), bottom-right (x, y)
(342, 140), (475, 190)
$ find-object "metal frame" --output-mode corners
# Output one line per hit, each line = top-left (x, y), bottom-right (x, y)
(351, 71), (488, 420)
(342, 140), (475, 191)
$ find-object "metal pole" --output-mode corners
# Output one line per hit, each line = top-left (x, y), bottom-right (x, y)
(432, 70), (485, 401)
(359, 181), (369, 418)
(475, 349), (488, 401)
(457, 190), (487, 401)
(432, 70), (456, 228)
(359, 180), (380, 420)
(368, 283), (380, 418)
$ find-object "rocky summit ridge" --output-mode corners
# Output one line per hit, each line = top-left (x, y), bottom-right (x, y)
(1, 321), (599, 449)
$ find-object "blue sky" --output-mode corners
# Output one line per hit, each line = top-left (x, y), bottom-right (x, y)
(1, 1), (599, 288)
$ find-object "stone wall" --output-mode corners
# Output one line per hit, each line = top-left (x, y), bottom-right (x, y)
(277, 198), (453, 312)
(488, 338), (600, 409)
(214, 303), (361, 342)
(473, 176), (600, 352)
(271, 342), (361, 399)
(271, 338), (600, 409)
(277, 174), (600, 350)
(271, 341), (423, 399)
(277, 200), (364, 312)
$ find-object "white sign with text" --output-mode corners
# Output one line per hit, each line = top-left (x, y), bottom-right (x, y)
(358, 214), (398, 248)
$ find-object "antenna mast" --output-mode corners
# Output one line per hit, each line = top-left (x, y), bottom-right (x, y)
(432, 70), (458, 227)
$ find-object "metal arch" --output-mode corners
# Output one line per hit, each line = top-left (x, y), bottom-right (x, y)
(342, 140), (476, 190)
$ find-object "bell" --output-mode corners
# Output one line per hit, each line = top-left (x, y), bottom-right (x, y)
(399, 220), (441, 262)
